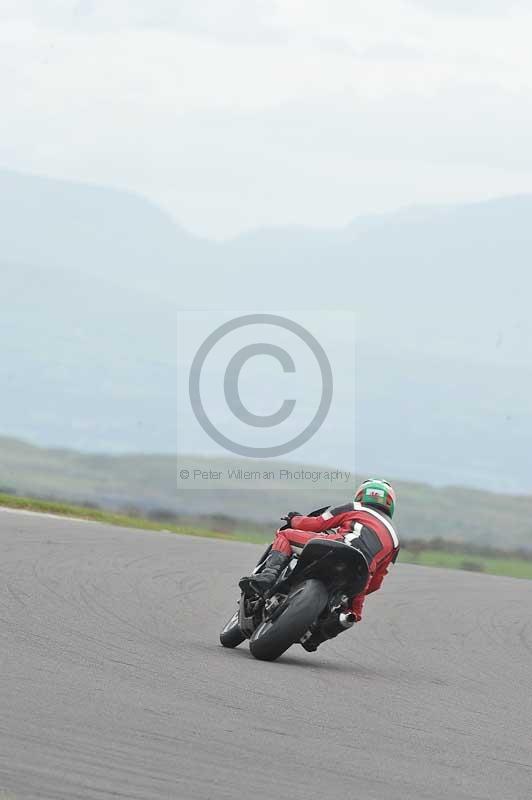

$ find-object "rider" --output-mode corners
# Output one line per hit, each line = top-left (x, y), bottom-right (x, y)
(239, 478), (399, 650)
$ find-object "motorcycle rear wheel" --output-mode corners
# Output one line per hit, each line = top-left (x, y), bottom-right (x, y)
(249, 579), (328, 662)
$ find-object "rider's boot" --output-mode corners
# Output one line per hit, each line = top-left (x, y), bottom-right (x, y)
(301, 612), (356, 652)
(239, 551), (290, 597)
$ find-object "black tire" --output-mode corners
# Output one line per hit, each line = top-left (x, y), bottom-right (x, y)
(220, 610), (246, 648)
(249, 579), (328, 662)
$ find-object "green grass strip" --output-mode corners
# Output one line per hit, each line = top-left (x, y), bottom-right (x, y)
(400, 548), (532, 579)
(0, 492), (268, 543)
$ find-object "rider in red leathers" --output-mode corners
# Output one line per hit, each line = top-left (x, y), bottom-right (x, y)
(239, 479), (399, 649)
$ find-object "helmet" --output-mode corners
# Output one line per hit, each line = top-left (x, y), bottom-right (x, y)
(355, 478), (396, 518)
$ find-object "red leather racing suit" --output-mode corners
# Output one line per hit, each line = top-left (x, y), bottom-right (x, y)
(272, 502), (399, 621)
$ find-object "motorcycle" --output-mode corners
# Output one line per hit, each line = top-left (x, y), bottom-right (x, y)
(219, 509), (370, 661)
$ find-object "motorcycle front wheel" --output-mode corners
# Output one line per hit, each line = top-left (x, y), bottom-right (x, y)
(219, 609), (246, 648)
(249, 579), (328, 662)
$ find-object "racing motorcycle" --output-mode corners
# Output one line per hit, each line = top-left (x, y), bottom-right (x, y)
(219, 509), (370, 661)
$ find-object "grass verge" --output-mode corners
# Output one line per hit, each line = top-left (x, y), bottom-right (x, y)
(1, 492), (531, 580)
(0, 492), (268, 544)
(400, 548), (532, 579)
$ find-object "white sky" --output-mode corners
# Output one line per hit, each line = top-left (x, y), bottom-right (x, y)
(2, 0), (532, 237)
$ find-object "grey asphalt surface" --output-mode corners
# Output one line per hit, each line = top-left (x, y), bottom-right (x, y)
(1, 510), (532, 800)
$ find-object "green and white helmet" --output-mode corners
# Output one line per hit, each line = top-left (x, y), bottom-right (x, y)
(355, 478), (396, 518)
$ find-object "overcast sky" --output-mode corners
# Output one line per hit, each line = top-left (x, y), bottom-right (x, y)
(2, 0), (532, 237)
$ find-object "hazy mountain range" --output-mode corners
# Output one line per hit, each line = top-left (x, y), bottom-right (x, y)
(2, 168), (532, 495)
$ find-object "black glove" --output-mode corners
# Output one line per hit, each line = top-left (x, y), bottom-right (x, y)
(281, 511), (301, 523)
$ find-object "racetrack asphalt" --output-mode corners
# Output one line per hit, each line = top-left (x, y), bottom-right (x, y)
(1, 509), (531, 800)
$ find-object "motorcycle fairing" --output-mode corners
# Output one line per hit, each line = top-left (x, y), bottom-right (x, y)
(285, 538), (370, 597)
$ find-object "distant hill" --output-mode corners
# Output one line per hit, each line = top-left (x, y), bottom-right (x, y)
(2, 169), (532, 492)
(0, 169), (214, 292)
(218, 194), (532, 368)
(3, 168), (532, 366)
(1, 436), (531, 550)
(0, 259), (177, 451)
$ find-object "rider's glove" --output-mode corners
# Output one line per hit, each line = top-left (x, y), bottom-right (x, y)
(281, 511), (301, 523)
